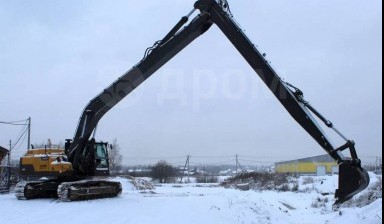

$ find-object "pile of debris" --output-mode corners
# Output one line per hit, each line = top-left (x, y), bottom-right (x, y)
(222, 172), (298, 192)
(115, 176), (155, 191)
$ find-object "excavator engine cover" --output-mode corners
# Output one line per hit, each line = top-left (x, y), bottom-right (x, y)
(335, 161), (370, 204)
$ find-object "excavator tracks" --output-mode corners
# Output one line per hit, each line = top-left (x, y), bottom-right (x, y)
(58, 180), (122, 201)
(15, 181), (59, 200)
(16, 179), (122, 201)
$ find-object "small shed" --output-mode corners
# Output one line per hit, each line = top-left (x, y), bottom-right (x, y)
(0, 146), (9, 163)
(275, 154), (338, 176)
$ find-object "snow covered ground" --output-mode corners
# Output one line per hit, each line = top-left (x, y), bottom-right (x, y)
(0, 173), (381, 224)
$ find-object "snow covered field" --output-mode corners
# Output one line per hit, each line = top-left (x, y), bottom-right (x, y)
(0, 173), (381, 224)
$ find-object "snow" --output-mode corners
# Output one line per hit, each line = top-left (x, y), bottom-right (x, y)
(51, 161), (72, 165)
(28, 154), (62, 157)
(0, 174), (381, 224)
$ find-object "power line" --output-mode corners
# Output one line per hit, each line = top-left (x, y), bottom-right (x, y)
(167, 162), (187, 166)
(124, 156), (186, 161)
(0, 119), (28, 125)
(192, 155), (234, 159)
(0, 122), (27, 126)
(122, 155), (278, 164)
(239, 155), (288, 159)
(11, 125), (28, 150)
(13, 125), (28, 146)
(190, 159), (235, 166)
(238, 159), (275, 164)
(14, 129), (28, 151)
(1, 118), (30, 152)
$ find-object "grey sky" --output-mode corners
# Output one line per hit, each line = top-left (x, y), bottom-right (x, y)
(0, 0), (382, 166)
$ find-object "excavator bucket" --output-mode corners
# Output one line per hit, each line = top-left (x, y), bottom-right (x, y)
(335, 161), (370, 204)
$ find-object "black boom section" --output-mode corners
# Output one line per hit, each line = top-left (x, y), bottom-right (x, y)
(68, 13), (213, 171)
(195, 0), (342, 161)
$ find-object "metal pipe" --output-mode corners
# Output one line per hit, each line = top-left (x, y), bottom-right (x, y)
(332, 127), (349, 142)
(186, 8), (196, 18)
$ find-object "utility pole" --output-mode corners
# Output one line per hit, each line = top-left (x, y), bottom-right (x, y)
(8, 140), (11, 190)
(187, 155), (190, 183)
(180, 155), (190, 183)
(8, 140), (11, 167)
(235, 155), (246, 175)
(27, 117), (31, 149)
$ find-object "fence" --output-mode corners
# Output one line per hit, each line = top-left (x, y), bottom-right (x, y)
(0, 151), (10, 193)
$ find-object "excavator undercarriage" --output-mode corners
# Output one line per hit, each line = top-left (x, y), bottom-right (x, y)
(16, 179), (122, 201)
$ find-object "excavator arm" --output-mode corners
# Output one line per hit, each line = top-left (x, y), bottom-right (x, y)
(66, 12), (213, 174)
(67, 0), (369, 204)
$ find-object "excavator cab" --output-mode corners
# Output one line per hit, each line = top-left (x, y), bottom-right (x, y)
(65, 139), (110, 176)
(94, 142), (110, 176)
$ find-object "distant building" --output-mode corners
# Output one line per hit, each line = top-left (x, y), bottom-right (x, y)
(0, 146), (9, 164)
(275, 154), (339, 176)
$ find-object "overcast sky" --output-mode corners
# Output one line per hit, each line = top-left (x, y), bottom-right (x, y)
(0, 0), (382, 166)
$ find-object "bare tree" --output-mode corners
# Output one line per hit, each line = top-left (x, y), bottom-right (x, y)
(151, 161), (175, 183)
(108, 139), (123, 175)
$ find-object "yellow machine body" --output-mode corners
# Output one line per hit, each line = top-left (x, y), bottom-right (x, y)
(19, 147), (73, 178)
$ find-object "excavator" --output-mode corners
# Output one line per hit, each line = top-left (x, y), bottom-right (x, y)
(16, 0), (369, 204)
